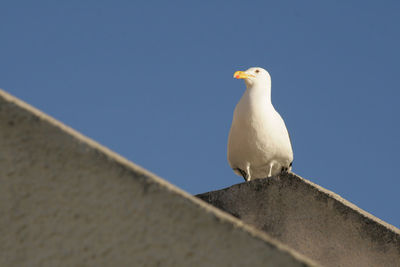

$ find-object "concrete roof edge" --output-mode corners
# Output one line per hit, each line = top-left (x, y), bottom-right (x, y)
(0, 89), (318, 266)
(203, 172), (400, 237)
(292, 172), (400, 235)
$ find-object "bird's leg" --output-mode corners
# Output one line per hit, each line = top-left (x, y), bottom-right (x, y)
(246, 164), (251, 181)
(268, 162), (274, 177)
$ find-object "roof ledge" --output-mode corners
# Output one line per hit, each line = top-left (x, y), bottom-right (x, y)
(197, 172), (400, 267)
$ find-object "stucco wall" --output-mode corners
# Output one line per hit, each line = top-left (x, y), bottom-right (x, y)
(197, 173), (400, 267)
(0, 89), (315, 267)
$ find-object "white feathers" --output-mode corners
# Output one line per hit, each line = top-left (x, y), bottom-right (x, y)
(227, 67), (293, 181)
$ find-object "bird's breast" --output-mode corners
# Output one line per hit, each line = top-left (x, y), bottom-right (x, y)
(228, 95), (292, 167)
(230, 100), (273, 155)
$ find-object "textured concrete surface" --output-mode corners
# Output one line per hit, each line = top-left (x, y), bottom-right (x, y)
(197, 172), (400, 267)
(0, 89), (317, 267)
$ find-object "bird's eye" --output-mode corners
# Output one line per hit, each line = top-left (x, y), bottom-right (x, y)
(255, 69), (260, 74)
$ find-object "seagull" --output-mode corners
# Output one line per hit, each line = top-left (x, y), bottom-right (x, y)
(227, 67), (293, 181)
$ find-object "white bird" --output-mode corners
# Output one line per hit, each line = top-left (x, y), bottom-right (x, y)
(227, 67), (293, 181)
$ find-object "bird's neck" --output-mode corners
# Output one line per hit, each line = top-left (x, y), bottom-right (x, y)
(245, 83), (272, 104)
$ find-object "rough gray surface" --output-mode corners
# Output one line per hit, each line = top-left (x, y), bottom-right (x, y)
(0, 89), (317, 267)
(197, 173), (400, 267)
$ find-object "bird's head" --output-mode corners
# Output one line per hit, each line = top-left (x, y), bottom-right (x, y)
(233, 67), (271, 88)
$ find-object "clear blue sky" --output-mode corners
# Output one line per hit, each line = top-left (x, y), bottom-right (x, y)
(1, 1), (399, 227)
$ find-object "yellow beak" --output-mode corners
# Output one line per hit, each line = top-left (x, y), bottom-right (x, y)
(233, 71), (254, 79)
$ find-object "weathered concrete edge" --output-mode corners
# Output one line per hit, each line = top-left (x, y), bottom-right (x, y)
(0, 89), (317, 266)
(200, 172), (400, 237)
(293, 173), (400, 235)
